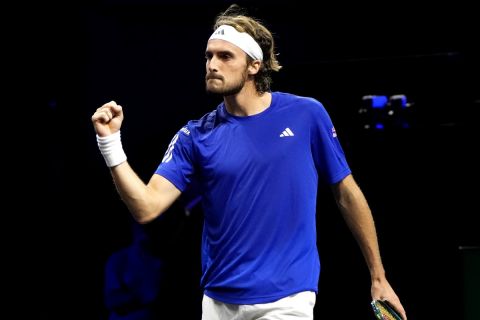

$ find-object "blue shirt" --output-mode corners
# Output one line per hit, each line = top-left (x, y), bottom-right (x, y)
(155, 91), (351, 304)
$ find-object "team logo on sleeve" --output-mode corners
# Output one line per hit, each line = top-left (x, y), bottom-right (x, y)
(162, 133), (179, 163)
(331, 127), (337, 138)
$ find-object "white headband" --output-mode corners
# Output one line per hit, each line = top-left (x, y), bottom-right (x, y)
(209, 25), (263, 61)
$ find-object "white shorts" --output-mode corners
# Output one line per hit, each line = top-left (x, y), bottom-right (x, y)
(201, 291), (316, 320)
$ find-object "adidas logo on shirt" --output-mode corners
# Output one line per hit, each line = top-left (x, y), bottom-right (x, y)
(279, 127), (294, 137)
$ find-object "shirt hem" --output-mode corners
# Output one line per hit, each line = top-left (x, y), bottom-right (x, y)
(204, 287), (318, 305)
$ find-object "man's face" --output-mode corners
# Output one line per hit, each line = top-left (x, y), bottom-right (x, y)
(205, 40), (250, 96)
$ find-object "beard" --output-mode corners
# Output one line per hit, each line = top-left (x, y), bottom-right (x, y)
(205, 68), (249, 96)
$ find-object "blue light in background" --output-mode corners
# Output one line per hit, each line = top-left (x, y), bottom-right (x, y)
(389, 94), (408, 108)
(362, 95), (388, 108)
(372, 95), (388, 108)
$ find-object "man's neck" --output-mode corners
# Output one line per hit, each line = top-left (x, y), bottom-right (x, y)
(224, 86), (272, 117)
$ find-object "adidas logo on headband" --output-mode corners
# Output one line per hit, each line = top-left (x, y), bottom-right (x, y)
(213, 28), (224, 36)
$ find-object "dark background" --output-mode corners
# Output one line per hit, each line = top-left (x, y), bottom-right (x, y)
(14, 0), (479, 319)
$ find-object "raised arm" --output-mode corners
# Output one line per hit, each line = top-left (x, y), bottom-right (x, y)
(331, 174), (407, 320)
(92, 101), (181, 224)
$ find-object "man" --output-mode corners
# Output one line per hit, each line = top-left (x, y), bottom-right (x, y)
(92, 4), (407, 320)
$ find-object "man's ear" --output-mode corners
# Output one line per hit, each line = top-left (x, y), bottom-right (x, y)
(248, 60), (261, 75)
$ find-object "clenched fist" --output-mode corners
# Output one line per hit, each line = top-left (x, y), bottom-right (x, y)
(92, 100), (124, 137)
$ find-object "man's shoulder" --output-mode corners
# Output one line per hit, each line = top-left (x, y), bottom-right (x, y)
(274, 91), (325, 112)
(184, 106), (223, 135)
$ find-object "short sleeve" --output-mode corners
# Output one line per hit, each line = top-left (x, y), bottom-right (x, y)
(155, 125), (195, 192)
(309, 100), (351, 184)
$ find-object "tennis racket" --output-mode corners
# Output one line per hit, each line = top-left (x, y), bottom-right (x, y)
(371, 299), (402, 320)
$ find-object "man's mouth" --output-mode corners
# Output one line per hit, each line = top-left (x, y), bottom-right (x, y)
(206, 75), (223, 81)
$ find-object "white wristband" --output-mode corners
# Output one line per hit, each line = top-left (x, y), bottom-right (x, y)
(96, 131), (127, 167)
